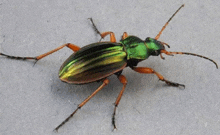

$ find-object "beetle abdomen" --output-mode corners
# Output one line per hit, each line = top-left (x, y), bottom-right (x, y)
(59, 42), (127, 84)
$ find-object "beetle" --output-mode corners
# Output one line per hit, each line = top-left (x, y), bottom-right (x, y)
(0, 4), (218, 131)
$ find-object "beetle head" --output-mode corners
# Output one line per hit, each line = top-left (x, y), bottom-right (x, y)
(145, 37), (218, 68)
(145, 37), (167, 56)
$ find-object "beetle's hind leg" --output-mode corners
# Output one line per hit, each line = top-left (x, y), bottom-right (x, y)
(0, 43), (80, 64)
(88, 18), (116, 43)
(54, 78), (109, 131)
(112, 74), (127, 130)
(132, 67), (185, 88)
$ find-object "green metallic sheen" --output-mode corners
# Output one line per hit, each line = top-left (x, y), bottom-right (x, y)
(59, 42), (127, 84)
(120, 36), (149, 60)
(59, 36), (164, 84)
(145, 37), (165, 52)
(121, 36), (164, 60)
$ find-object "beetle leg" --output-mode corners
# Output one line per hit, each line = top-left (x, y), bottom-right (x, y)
(88, 18), (116, 42)
(54, 78), (109, 131)
(121, 32), (128, 40)
(112, 74), (127, 130)
(99, 31), (116, 43)
(35, 43), (80, 60)
(0, 43), (80, 62)
(88, 18), (102, 37)
(132, 67), (185, 88)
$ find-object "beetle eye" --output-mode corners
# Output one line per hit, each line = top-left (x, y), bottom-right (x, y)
(151, 50), (160, 56)
(155, 50), (159, 55)
(145, 37), (150, 42)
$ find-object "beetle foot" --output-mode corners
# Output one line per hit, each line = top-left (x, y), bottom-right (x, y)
(112, 109), (117, 131)
(33, 58), (39, 67)
(112, 126), (117, 132)
(160, 79), (185, 89)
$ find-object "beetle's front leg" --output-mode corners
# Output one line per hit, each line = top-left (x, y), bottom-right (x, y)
(132, 67), (185, 88)
(121, 32), (128, 40)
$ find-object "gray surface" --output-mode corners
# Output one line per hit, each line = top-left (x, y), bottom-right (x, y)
(0, 0), (220, 135)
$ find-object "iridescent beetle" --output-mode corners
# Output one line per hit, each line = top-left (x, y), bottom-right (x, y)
(0, 4), (218, 131)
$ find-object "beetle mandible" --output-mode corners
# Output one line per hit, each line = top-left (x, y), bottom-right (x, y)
(0, 4), (218, 131)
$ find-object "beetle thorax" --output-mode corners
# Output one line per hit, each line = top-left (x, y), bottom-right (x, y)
(120, 36), (150, 61)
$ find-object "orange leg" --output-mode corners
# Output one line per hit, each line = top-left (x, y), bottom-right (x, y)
(54, 78), (110, 131)
(121, 32), (128, 40)
(100, 31), (116, 42)
(112, 74), (127, 130)
(0, 43), (80, 62)
(88, 18), (116, 42)
(132, 67), (185, 88)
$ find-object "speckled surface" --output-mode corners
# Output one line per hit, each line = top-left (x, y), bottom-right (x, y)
(0, 0), (219, 135)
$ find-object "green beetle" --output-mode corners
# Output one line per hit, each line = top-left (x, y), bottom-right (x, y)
(0, 4), (218, 131)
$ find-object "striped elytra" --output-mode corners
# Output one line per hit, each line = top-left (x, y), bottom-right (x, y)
(59, 42), (127, 84)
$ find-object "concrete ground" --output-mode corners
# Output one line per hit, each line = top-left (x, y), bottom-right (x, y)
(0, 0), (219, 135)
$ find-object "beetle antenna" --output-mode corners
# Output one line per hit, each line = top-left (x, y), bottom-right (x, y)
(155, 4), (184, 40)
(160, 50), (218, 69)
